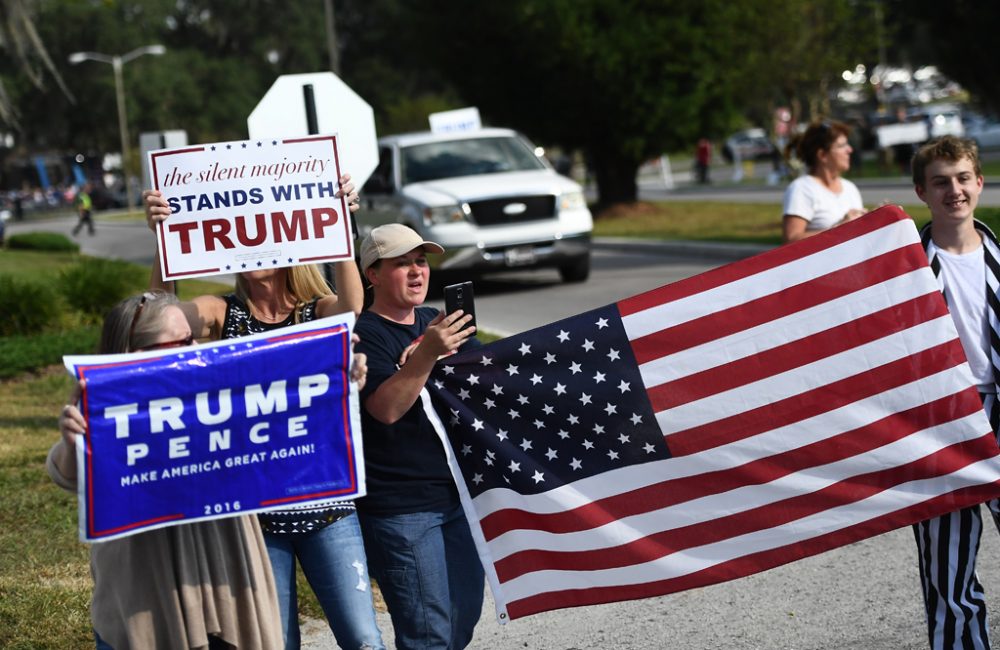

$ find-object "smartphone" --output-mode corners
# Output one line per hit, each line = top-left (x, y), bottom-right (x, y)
(444, 281), (476, 332)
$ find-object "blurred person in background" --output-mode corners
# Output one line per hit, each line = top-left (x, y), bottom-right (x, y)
(72, 182), (95, 236)
(782, 120), (866, 243)
(695, 137), (712, 184)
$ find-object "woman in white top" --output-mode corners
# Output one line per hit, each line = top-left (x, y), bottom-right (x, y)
(782, 120), (866, 243)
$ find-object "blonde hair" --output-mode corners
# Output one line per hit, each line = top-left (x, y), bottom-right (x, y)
(234, 265), (332, 323)
(912, 136), (982, 188)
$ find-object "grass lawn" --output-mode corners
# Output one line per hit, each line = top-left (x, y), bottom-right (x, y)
(591, 200), (937, 245)
(0, 370), (94, 649)
(0, 247), (230, 299)
(850, 155), (1000, 179)
(0, 248), (82, 277)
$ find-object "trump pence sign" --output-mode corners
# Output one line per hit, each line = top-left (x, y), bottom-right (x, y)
(64, 314), (365, 542)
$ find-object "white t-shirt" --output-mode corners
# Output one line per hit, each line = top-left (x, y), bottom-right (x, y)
(782, 175), (864, 231)
(937, 246), (994, 389)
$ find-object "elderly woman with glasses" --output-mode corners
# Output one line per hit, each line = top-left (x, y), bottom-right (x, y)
(781, 120), (867, 244)
(49, 291), (285, 649)
(140, 175), (384, 650)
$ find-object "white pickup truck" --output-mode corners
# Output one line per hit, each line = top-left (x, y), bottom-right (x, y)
(359, 127), (593, 282)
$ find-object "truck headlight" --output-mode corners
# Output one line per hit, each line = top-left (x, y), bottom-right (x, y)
(559, 191), (586, 212)
(423, 203), (470, 225)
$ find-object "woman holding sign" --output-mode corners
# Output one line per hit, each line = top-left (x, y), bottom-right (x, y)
(49, 292), (285, 649)
(142, 175), (385, 650)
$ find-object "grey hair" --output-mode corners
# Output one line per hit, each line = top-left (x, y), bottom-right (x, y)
(99, 291), (180, 353)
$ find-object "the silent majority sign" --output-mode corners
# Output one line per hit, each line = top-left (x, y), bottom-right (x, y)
(64, 313), (365, 543)
(147, 135), (352, 281)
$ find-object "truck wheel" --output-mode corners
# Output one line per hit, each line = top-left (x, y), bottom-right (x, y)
(559, 256), (590, 283)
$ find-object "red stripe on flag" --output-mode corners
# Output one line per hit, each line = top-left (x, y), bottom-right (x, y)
(494, 433), (997, 583)
(479, 390), (985, 542)
(645, 292), (948, 411)
(617, 207), (912, 318)
(629, 243), (930, 365)
(667, 340), (969, 457)
(502, 481), (1000, 620)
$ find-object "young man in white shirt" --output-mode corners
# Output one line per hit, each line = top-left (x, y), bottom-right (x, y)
(912, 135), (1000, 650)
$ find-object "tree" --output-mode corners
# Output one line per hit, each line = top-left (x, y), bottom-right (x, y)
(1, 0), (880, 200)
(335, 0), (463, 135)
(885, 1), (1000, 114)
(13, 0), (333, 164)
(0, 0), (74, 129)
(406, 0), (876, 205)
(754, 0), (880, 125)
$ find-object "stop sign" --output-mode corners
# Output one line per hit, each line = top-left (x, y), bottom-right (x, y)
(248, 72), (378, 186)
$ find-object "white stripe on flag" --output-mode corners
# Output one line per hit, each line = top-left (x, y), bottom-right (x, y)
(498, 456), (1000, 602)
(655, 315), (957, 436)
(470, 365), (979, 519)
(636, 270), (935, 386)
(484, 411), (987, 560)
(621, 219), (918, 340)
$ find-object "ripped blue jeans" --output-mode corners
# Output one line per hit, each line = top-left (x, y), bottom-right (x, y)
(265, 512), (384, 650)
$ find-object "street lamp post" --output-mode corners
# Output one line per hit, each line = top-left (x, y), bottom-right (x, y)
(69, 45), (166, 211)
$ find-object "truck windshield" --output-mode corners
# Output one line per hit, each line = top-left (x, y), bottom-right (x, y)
(400, 136), (546, 184)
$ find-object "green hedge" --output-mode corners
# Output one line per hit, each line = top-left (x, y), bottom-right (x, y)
(58, 257), (148, 317)
(977, 207), (1000, 235)
(0, 252), (148, 379)
(0, 326), (100, 379)
(0, 275), (62, 336)
(6, 232), (79, 252)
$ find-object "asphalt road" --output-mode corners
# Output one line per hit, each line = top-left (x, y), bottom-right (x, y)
(424, 244), (736, 336)
(301, 526), (1000, 650)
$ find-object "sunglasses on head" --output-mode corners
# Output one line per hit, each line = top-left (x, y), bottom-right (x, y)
(127, 292), (195, 352)
(127, 292), (154, 352)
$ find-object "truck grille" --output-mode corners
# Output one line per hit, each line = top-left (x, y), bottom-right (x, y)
(467, 195), (556, 226)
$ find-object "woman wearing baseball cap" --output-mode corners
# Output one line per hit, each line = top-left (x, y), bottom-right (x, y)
(354, 223), (485, 649)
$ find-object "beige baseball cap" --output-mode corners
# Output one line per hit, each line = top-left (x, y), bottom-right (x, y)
(359, 223), (445, 272)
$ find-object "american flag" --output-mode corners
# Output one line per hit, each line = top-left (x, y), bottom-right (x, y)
(424, 206), (1000, 622)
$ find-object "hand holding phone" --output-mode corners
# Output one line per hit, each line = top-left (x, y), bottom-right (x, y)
(444, 281), (476, 333)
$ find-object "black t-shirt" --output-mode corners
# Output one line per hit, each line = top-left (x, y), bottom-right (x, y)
(220, 294), (355, 533)
(354, 306), (480, 515)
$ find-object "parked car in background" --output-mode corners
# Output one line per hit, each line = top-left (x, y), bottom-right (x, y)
(911, 104), (964, 139)
(360, 127), (593, 282)
(964, 113), (1000, 151)
(721, 128), (777, 163)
